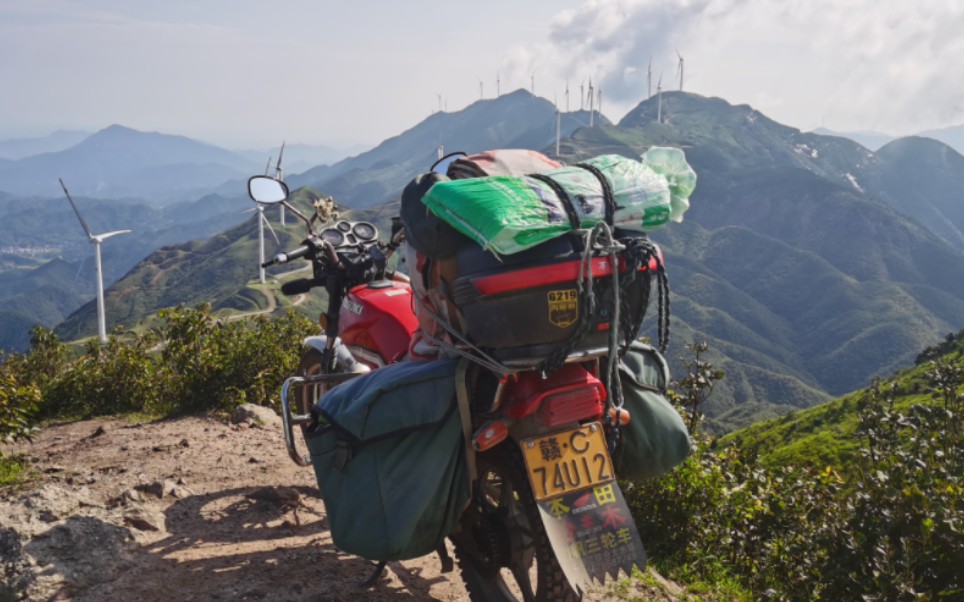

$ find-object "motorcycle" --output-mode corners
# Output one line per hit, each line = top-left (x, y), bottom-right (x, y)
(247, 161), (652, 601)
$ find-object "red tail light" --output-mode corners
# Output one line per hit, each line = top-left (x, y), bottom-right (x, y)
(501, 364), (606, 425)
(537, 385), (605, 427)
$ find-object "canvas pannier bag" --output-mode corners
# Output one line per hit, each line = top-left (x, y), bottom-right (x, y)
(611, 341), (691, 480)
(304, 359), (470, 561)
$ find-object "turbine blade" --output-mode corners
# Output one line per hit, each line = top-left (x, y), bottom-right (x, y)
(59, 178), (94, 239)
(275, 141), (285, 174)
(94, 229), (131, 242)
(261, 213), (280, 245)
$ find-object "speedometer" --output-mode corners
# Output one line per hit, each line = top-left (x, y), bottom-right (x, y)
(319, 228), (345, 246)
(353, 222), (377, 241)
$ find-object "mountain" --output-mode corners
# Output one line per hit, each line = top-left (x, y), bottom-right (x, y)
(0, 125), (259, 203)
(867, 136), (964, 251)
(810, 127), (894, 151)
(561, 92), (964, 424)
(916, 123), (964, 155)
(236, 143), (353, 174)
(0, 129), (91, 160)
(287, 89), (607, 209)
(47, 92), (964, 431)
(53, 191), (396, 342)
(0, 188), (255, 352)
(719, 328), (964, 473)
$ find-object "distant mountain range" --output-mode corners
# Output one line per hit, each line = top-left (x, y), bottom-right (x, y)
(287, 89), (608, 208)
(6, 90), (964, 433)
(0, 125), (258, 203)
(811, 124), (964, 156)
(0, 129), (91, 160)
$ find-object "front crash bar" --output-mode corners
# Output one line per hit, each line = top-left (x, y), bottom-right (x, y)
(280, 371), (362, 467)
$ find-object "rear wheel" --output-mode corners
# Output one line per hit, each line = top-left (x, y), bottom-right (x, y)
(452, 444), (578, 602)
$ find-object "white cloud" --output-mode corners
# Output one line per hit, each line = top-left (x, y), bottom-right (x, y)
(502, 0), (964, 135)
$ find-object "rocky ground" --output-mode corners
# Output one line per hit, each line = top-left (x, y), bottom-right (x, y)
(1, 410), (684, 601)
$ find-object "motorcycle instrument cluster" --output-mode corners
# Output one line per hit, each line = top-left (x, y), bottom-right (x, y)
(319, 220), (378, 249)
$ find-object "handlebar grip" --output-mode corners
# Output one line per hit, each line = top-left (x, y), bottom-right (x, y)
(263, 244), (311, 268)
(281, 278), (314, 296)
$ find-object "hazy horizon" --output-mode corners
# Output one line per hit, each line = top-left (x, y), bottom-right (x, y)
(3, 1), (962, 150)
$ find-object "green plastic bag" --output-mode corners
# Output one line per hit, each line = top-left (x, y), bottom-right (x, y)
(421, 148), (697, 255)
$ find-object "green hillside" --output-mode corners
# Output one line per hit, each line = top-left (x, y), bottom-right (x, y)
(719, 328), (964, 472)
(46, 91), (964, 431)
(53, 189), (397, 340)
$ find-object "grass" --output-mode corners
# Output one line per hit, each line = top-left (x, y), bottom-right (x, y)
(718, 348), (964, 477)
(0, 454), (29, 487)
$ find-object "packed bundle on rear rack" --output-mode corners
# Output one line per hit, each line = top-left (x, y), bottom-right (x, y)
(402, 147), (697, 372)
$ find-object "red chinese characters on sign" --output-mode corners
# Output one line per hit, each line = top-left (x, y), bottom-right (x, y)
(537, 480), (646, 583)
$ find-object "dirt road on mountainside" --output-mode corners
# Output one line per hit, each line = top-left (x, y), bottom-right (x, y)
(1, 415), (682, 601)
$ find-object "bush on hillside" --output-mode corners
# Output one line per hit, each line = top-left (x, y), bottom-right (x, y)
(627, 346), (963, 600)
(2, 306), (315, 423)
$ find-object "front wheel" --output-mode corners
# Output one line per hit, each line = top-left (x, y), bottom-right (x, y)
(295, 348), (327, 417)
(452, 443), (578, 602)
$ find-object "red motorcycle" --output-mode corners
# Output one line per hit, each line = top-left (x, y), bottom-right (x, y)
(247, 164), (662, 601)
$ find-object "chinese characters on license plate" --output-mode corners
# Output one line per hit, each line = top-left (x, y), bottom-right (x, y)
(521, 423), (614, 502)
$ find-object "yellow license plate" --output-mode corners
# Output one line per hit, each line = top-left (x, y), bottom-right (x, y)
(521, 423), (614, 502)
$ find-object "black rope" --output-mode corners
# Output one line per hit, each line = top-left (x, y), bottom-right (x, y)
(618, 237), (670, 353)
(575, 163), (617, 226)
(530, 173), (581, 231)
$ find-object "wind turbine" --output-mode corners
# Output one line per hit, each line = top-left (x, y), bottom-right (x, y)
(676, 50), (684, 91)
(565, 79), (570, 112)
(479, 79), (484, 100)
(588, 78), (595, 127)
(59, 178), (131, 344)
(245, 202), (281, 285)
(496, 72), (501, 97)
(273, 141), (286, 226)
(580, 80), (585, 110)
(656, 74), (663, 123)
(531, 73), (535, 95)
(647, 57), (653, 98)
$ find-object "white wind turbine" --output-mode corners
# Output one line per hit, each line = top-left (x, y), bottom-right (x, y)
(676, 50), (684, 91)
(647, 57), (653, 98)
(272, 141), (286, 226)
(657, 74), (663, 123)
(59, 178), (131, 344)
(245, 201), (281, 285)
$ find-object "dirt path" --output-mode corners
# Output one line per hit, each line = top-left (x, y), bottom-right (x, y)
(1, 416), (679, 601)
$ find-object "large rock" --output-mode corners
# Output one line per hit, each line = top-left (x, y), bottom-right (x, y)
(0, 526), (35, 601)
(231, 403), (282, 429)
(24, 516), (136, 598)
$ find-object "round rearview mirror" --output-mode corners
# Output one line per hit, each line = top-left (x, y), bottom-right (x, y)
(248, 176), (289, 204)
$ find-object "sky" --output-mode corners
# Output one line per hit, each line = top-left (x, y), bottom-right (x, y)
(2, 0), (962, 151)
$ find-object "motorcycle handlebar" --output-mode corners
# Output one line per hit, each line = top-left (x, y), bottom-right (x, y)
(262, 244), (311, 268)
(280, 278), (314, 296)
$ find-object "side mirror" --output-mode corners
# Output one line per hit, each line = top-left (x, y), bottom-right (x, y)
(430, 151), (467, 175)
(248, 176), (289, 204)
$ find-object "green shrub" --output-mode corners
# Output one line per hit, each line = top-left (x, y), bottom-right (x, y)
(0, 371), (39, 443)
(627, 345), (963, 601)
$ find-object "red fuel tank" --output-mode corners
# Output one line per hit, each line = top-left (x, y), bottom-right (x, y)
(339, 280), (418, 367)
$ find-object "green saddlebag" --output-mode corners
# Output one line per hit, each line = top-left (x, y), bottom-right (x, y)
(304, 359), (470, 561)
(612, 341), (692, 480)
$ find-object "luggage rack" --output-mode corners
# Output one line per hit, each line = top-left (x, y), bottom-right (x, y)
(280, 371), (362, 467)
